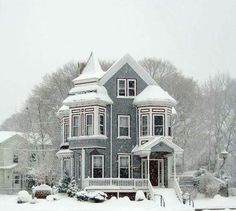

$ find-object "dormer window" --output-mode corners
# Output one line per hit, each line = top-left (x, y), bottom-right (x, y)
(117, 79), (136, 97)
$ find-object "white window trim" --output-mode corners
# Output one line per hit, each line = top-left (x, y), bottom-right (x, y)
(117, 79), (126, 97)
(140, 114), (149, 137)
(153, 114), (165, 136)
(118, 155), (130, 178)
(92, 155), (104, 178)
(127, 79), (136, 97)
(72, 115), (80, 137)
(118, 115), (130, 138)
(85, 113), (94, 136)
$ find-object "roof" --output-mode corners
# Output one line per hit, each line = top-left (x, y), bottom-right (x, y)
(56, 149), (73, 158)
(73, 52), (105, 85)
(0, 163), (18, 169)
(133, 85), (177, 107)
(132, 136), (183, 155)
(57, 105), (69, 117)
(99, 53), (157, 86)
(63, 84), (113, 106)
(0, 131), (23, 144)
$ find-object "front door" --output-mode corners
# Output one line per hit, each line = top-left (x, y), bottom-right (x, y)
(150, 159), (164, 187)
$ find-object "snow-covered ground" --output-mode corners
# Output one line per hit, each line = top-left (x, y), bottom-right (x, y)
(0, 194), (235, 211)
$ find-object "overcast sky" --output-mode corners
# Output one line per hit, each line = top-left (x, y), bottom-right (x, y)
(0, 0), (236, 124)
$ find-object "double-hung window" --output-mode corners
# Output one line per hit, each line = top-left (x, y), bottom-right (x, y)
(92, 155), (104, 178)
(86, 114), (93, 135)
(99, 114), (105, 135)
(118, 115), (130, 138)
(117, 79), (136, 97)
(167, 115), (171, 136)
(72, 115), (80, 137)
(64, 124), (69, 142)
(118, 155), (130, 178)
(153, 115), (164, 136)
(140, 115), (149, 136)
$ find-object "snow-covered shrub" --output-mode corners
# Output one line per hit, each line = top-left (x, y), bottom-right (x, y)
(17, 190), (31, 203)
(67, 178), (78, 197)
(58, 173), (71, 193)
(76, 191), (89, 201)
(33, 184), (52, 199)
(198, 173), (220, 197)
(46, 195), (60, 201)
(76, 191), (107, 202)
(135, 190), (145, 201)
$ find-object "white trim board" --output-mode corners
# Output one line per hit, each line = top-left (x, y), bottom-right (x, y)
(99, 54), (157, 86)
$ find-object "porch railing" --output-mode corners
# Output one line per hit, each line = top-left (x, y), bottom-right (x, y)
(83, 178), (149, 190)
(172, 177), (183, 202)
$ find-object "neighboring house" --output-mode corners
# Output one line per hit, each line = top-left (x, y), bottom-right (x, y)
(57, 53), (183, 199)
(0, 131), (54, 194)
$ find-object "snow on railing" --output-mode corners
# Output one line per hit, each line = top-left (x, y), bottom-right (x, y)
(148, 180), (165, 207)
(172, 177), (183, 202)
(83, 178), (148, 189)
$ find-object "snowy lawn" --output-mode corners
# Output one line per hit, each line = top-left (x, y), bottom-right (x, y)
(0, 194), (193, 211)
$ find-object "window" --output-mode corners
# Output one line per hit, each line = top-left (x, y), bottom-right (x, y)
(64, 124), (69, 142)
(128, 79), (136, 96)
(140, 115), (149, 136)
(118, 155), (130, 178)
(30, 153), (36, 162)
(118, 115), (130, 138)
(167, 115), (171, 136)
(13, 154), (18, 163)
(86, 114), (93, 135)
(153, 115), (164, 136)
(99, 114), (105, 135)
(92, 155), (104, 178)
(14, 175), (20, 184)
(117, 79), (136, 97)
(72, 115), (80, 136)
(118, 79), (126, 96)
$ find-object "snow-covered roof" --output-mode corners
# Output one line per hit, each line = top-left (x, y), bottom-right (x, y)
(132, 136), (183, 155)
(0, 163), (18, 169)
(133, 85), (177, 107)
(73, 52), (105, 85)
(99, 53), (157, 86)
(0, 131), (23, 144)
(57, 105), (69, 117)
(63, 84), (113, 106)
(56, 149), (73, 158)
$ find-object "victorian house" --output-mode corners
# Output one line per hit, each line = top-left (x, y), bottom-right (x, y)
(57, 53), (183, 200)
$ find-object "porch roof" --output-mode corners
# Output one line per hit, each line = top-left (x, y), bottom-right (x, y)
(132, 136), (183, 156)
(56, 148), (73, 158)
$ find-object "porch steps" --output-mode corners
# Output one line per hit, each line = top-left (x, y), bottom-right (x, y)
(153, 188), (186, 208)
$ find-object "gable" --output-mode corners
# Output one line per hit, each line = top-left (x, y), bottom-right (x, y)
(99, 54), (156, 86)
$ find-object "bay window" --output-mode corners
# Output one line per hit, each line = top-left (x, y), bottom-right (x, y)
(86, 114), (93, 135)
(153, 115), (164, 136)
(167, 115), (171, 136)
(118, 155), (130, 178)
(99, 114), (105, 135)
(118, 115), (130, 138)
(72, 115), (80, 136)
(140, 114), (149, 136)
(64, 124), (69, 141)
(92, 155), (104, 178)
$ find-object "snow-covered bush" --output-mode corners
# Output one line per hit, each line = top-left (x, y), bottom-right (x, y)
(17, 190), (31, 203)
(135, 190), (145, 201)
(198, 173), (220, 197)
(76, 191), (107, 202)
(67, 178), (78, 197)
(46, 195), (60, 201)
(33, 184), (52, 199)
(58, 173), (71, 193)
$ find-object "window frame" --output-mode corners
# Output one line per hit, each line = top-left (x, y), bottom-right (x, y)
(92, 155), (104, 178)
(118, 155), (130, 178)
(127, 79), (136, 97)
(140, 114), (149, 136)
(72, 115), (80, 137)
(99, 113), (105, 135)
(153, 114), (164, 136)
(118, 115), (130, 138)
(117, 79), (126, 97)
(85, 113), (94, 136)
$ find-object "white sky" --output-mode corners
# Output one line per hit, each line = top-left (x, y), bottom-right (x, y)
(0, 0), (236, 124)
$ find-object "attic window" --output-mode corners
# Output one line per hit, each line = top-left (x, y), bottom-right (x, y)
(117, 79), (136, 97)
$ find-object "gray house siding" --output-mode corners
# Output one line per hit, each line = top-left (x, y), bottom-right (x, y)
(104, 63), (148, 178)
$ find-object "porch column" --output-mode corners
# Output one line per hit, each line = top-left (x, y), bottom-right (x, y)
(173, 153), (176, 178)
(60, 158), (64, 179)
(81, 148), (85, 180)
(70, 156), (74, 178)
(147, 153), (150, 180)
